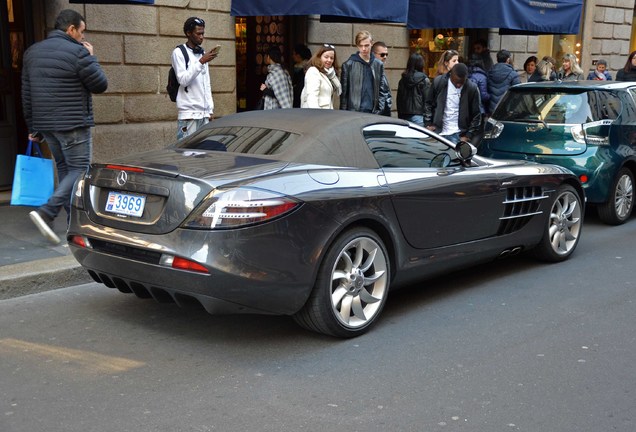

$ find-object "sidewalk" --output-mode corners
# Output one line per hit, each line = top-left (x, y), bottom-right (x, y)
(0, 193), (92, 299)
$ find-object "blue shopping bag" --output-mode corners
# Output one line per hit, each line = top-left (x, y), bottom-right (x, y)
(10, 140), (54, 206)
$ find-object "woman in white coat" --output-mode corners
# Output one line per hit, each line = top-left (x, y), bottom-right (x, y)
(301, 44), (341, 109)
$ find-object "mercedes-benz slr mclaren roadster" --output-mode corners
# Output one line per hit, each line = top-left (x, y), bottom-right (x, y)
(68, 109), (584, 337)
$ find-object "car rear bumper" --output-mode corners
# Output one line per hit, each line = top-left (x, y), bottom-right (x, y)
(68, 210), (338, 315)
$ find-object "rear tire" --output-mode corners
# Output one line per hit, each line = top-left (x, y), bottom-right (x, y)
(293, 227), (390, 338)
(532, 184), (583, 262)
(597, 168), (634, 225)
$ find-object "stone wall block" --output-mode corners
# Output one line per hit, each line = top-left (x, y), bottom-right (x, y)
(159, 10), (234, 39)
(308, 22), (355, 46)
(593, 23), (615, 39)
(88, 34), (123, 64)
(102, 65), (159, 93)
(605, 7), (626, 24)
(613, 24), (633, 40)
(602, 39), (625, 55)
(504, 35), (530, 53)
(125, 94), (177, 122)
(211, 67), (237, 93)
(93, 95), (124, 124)
(615, 0), (636, 8)
(93, 122), (176, 163)
(589, 39), (602, 56)
(610, 54), (626, 71)
(211, 92), (237, 117)
(85, 5), (157, 34)
(593, 7), (606, 22)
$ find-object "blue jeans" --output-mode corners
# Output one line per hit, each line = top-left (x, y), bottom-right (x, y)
(40, 128), (92, 222)
(177, 118), (209, 140)
(440, 132), (461, 144)
(399, 114), (424, 127)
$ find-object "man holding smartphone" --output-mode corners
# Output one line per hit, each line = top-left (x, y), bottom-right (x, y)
(172, 17), (217, 140)
(22, 9), (108, 244)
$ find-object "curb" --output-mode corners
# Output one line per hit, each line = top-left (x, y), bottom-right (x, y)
(0, 255), (92, 300)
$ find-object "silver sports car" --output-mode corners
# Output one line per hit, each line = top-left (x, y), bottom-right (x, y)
(68, 109), (584, 337)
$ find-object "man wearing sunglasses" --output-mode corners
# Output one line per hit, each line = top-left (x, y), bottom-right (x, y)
(340, 30), (388, 115)
(172, 17), (218, 140)
(372, 41), (392, 117)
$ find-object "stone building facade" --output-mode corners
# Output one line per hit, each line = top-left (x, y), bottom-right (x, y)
(27, 0), (636, 162)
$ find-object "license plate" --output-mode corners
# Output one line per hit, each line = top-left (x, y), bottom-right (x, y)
(105, 191), (146, 217)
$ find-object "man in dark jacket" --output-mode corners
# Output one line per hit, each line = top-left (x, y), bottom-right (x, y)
(487, 49), (520, 113)
(22, 9), (108, 244)
(340, 30), (387, 114)
(424, 63), (481, 144)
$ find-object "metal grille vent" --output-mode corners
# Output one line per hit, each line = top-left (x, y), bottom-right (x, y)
(498, 187), (547, 235)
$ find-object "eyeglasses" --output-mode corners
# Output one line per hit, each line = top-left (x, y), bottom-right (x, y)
(193, 18), (205, 26)
(323, 43), (335, 49)
(378, 53), (388, 58)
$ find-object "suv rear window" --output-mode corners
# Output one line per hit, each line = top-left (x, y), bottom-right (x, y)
(493, 89), (622, 124)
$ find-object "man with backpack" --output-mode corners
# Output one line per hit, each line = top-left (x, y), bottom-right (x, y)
(171, 17), (217, 140)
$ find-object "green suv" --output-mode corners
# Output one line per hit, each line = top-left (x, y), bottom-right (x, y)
(479, 81), (636, 225)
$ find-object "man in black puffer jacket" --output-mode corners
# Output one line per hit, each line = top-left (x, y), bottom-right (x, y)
(22, 9), (108, 244)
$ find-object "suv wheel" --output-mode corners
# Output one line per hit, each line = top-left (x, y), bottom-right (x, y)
(598, 168), (634, 225)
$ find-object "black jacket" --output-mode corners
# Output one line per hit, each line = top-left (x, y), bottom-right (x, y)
(397, 71), (430, 117)
(22, 30), (108, 132)
(487, 62), (520, 113)
(616, 67), (636, 82)
(424, 73), (482, 140)
(340, 53), (387, 114)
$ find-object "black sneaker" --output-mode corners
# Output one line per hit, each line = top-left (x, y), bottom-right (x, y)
(29, 210), (61, 244)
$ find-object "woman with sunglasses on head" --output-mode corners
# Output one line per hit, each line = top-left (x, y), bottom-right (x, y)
(436, 50), (459, 76)
(301, 43), (341, 109)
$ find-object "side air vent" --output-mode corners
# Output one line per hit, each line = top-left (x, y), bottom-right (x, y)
(498, 187), (548, 235)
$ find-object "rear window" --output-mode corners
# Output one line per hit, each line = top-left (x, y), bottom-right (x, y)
(176, 126), (299, 155)
(493, 90), (622, 124)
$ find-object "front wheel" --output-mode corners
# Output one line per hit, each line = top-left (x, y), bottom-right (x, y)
(532, 184), (583, 262)
(293, 228), (390, 338)
(597, 168), (634, 225)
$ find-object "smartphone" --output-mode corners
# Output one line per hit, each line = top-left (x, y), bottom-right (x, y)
(210, 45), (221, 54)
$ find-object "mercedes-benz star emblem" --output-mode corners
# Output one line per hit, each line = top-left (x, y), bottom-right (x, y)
(116, 171), (128, 186)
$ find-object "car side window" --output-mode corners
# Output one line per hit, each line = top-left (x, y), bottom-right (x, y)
(590, 91), (622, 120)
(362, 124), (456, 168)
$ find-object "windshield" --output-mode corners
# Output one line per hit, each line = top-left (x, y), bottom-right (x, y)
(493, 90), (621, 124)
(176, 126), (299, 155)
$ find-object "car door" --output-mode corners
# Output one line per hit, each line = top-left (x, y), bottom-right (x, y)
(363, 124), (504, 250)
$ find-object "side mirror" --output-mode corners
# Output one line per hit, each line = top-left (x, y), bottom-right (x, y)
(455, 140), (477, 162)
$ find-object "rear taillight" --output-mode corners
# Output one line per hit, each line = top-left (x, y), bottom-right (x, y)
(71, 175), (85, 210)
(182, 188), (300, 230)
(570, 125), (609, 146)
(484, 118), (504, 139)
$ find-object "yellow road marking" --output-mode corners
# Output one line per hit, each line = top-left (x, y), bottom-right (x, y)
(0, 338), (145, 374)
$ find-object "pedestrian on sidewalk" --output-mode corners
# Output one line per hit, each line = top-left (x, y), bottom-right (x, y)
(22, 9), (108, 244)
(173, 17), (217, 140)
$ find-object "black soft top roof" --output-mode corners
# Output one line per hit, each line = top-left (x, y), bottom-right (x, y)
(196, 109), (410, 169)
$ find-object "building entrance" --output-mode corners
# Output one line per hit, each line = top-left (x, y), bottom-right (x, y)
(0, 0), (36, 190)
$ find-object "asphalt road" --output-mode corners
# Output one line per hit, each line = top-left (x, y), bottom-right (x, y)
(1, 211), (635, 432)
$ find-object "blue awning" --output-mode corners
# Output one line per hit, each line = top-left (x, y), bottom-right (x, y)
(407, 0), (583, 34)
(230, 0), (408, 23)
(69, 0), (154, 4)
